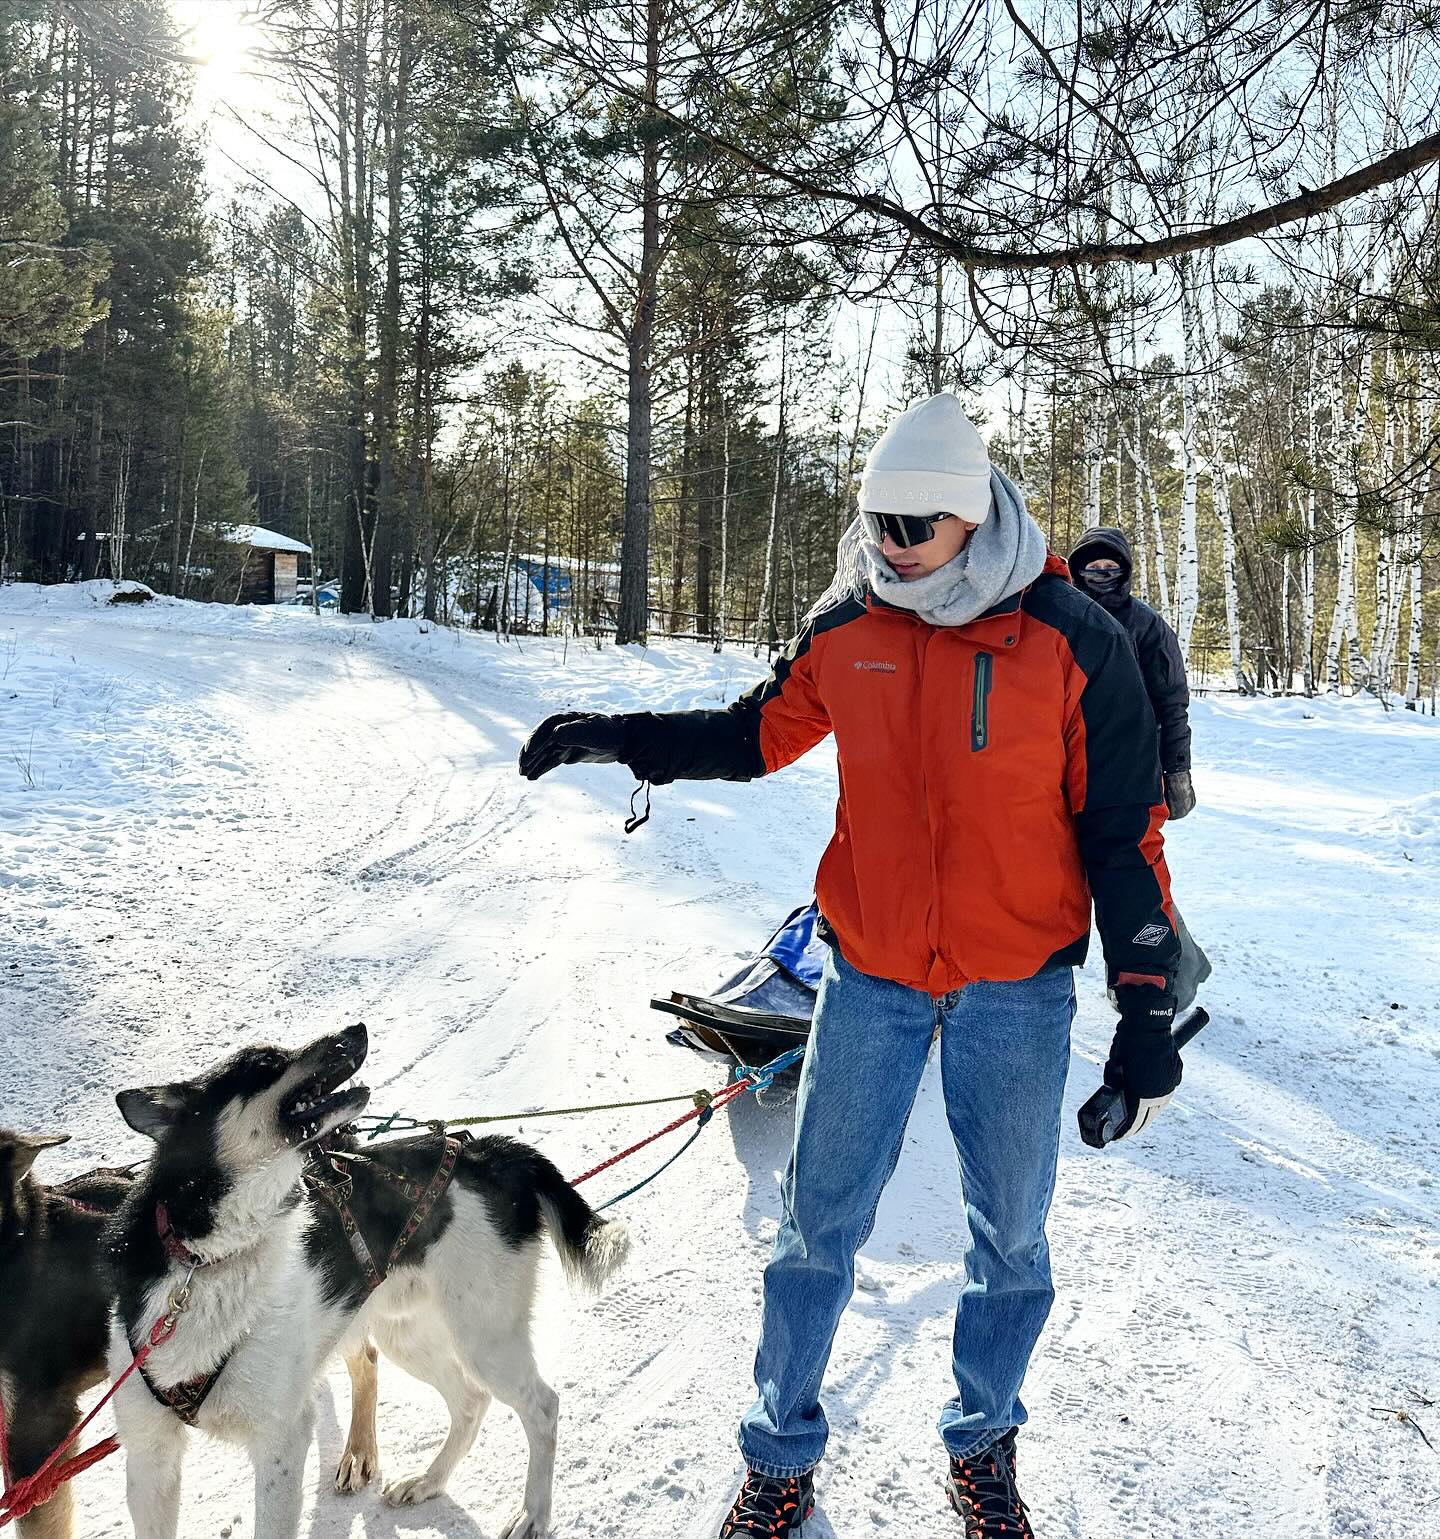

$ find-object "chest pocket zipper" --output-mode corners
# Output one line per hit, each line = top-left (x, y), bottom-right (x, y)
(971, 652), (993, 752)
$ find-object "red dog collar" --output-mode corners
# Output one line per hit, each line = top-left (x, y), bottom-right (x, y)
(155, 1203), (205, 1268)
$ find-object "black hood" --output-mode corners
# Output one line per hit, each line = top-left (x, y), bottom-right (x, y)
(1068, 527), (1134, 603)
(1068, 526), (1133, 577)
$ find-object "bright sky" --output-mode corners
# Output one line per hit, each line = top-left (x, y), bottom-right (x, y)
(171, 0), (317, 212)
(156, 1), (1153, 442)
(161, 1), (915, 440)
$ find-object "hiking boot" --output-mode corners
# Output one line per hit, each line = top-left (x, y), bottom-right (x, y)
(945, 1430), (1033, 1536)
(719, 1467), (815, 1536)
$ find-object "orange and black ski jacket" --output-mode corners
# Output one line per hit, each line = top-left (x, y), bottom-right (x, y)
(621, 554), (1179, 998)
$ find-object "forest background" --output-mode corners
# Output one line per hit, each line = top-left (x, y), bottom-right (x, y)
(3, 0), (1439, 703)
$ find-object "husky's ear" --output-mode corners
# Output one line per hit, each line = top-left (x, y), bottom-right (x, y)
(116, 1085), (193, 1139)
(2, 1131), (71, 1181)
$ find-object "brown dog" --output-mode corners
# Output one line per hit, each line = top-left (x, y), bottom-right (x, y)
(0, 1130), (134, 1539)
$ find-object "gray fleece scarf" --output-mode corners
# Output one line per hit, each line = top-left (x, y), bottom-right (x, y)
(854, 465), (1048, 627)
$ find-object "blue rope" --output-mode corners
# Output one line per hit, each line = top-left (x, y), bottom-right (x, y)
(595, 1045), (808, 1211)
(595, 1107), (714, 1211)
(733, 1045), (806, 1091)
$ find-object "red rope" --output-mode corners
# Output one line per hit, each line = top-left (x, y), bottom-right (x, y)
(570, 1076), (753, 1187)
(0, 1312), (179, 1528)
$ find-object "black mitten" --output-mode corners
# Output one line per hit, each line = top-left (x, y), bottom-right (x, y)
(518, 712), (631, 780)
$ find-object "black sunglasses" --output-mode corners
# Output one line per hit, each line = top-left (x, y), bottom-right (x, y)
(860, 510), (955, 549)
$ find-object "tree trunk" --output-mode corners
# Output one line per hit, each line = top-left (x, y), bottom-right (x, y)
(1130, 396), (1150, 605)
(1280, 552), (1293, 688)
(1302, 337), (1319, 695)
(336, 0), (371, 615)
(1199, 327), (1248, 692)
(929, 257), (944, 394)
(1324, 526), (1356, 691)
(694, 355), (713, 639)
(1122, 406), (1166, 614)
(714, 410), (729, 653)
(82, 394), (102, 580)
(411, 197), (437, 624)
(1211, 450), (1247, 692)
(668, 361), (693, 632)
(371, 9), (415, 620)
(1325, 335), (1373, 690)
(1403, 542), (1424, 709)
(615, 0), (664, 646)
(15, 360), (32, 574)
(1175, 267), (1200, 659)
(182, 448), (206, 596)
(1404, 386), (1434, 708)
(169, 367), (190, 595)
(756, 324), (788, 655)
(1082, 397), (1103, 527)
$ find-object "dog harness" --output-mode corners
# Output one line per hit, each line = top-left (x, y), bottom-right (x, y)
(302, 1133), (466, 1293)
(135, 1205), (225, 1425)
(137, 1353), (220, 1426)
(135, 1134), (466, 1425)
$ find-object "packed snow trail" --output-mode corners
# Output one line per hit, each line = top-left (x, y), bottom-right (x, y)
(2, 584), (1437, 1539)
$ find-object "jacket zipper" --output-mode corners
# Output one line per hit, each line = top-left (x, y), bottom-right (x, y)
(971, 651), (993, 751)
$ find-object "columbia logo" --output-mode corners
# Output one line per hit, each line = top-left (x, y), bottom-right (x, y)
(1132, 923), (1170, 947)
(853, 659), (897, 673)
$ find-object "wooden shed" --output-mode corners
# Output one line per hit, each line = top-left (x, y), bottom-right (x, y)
(223, 526), (311, 604)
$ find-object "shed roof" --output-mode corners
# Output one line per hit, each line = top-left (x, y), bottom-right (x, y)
(223, 525), (312, 555)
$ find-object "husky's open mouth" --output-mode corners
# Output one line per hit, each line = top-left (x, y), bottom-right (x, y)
(280, 1026), (371, 1143)
(281, 1080), (370, 1143)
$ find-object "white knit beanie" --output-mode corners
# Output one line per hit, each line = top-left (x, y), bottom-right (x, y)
(858, 391), (993, 524)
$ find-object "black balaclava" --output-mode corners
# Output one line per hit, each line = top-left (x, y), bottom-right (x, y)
(1068, 527), (1133, 612)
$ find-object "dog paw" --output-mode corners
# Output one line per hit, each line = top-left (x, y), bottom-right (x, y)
(498, 1506), (550, 1539)
(383, 1471), (446, 1506)
(335, 1446), (379, 1493)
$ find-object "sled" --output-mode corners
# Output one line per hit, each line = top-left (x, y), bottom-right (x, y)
(654, 901), (1212, 1112)
(651, 901), (824, 1080)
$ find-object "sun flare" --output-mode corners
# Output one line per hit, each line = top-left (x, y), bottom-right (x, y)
(174, 0), (265, 112)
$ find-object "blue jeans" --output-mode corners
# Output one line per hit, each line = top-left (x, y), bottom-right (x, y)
(738, 946), (1075, 1475)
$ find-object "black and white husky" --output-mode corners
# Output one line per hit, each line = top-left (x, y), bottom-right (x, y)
(106, 1024), (628, 1539)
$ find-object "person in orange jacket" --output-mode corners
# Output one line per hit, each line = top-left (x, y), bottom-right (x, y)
(520, 393), (1183, 1538)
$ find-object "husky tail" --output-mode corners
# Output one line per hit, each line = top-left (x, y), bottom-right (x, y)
(533, 1157), (630, 1292)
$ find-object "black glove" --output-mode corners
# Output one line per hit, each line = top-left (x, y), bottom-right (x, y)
(1164, 769), (1195, 820)
(518, 712), (631, 780)
(1079, 984), (1183, 1146)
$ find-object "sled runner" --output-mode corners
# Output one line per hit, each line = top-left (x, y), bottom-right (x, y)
(652, 901), (824, 1075)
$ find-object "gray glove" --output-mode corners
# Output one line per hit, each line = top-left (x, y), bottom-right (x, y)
(1164, 769), (1195, 819)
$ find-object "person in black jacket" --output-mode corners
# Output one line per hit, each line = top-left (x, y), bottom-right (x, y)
(1068, 526), (1210, 1014)
(1067, 527), (1194, 819)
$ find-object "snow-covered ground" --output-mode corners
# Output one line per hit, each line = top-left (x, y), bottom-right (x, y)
(2, 581), (1438, 1539)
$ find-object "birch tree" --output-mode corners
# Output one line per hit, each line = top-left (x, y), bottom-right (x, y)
(1174, 262), (1201, 659)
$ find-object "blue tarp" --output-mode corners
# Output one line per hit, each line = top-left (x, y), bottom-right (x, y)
(762, 901), (827, 990)
(517, 559), (573, 604)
